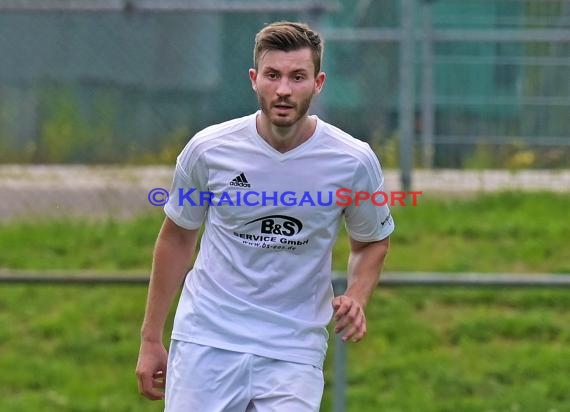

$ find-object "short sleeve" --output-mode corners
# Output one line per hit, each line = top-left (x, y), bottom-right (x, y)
(164, 141), (209, 230)
(344, 147), (395, 242)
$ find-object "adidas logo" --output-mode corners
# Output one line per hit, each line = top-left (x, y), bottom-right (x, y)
(229, 172), (251, 188)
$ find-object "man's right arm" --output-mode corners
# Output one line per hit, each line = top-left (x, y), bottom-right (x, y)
(136, 216), (199, 400)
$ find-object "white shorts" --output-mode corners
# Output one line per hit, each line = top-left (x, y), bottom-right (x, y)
(165, 340), (324, 412)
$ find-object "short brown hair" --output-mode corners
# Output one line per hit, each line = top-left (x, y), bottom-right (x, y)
(253, 21), (324, 75)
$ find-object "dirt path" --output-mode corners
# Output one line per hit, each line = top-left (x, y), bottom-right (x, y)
(1, 165), (568, 220)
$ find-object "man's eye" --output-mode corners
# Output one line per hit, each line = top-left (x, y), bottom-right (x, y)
(294, 75), (304, 81)
(267, 73), (278, 79)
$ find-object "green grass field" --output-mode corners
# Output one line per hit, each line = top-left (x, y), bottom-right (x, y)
(1, 192), (569, 411)
(1, 191), (569, 273)
(2, 286), (568, 412)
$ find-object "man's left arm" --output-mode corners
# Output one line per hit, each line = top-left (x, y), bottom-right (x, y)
(333, 236), (390, 342)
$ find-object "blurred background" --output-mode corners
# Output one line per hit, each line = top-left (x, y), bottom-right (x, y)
(1, 0), (569, 167)
(0, 1), (569, 411)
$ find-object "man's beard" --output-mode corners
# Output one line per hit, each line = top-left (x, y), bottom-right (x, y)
(257, 93), (313, 128)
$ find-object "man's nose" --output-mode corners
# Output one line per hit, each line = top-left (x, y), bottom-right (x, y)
(276, 79), (292, 96)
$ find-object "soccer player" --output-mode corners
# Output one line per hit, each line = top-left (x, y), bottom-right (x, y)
(136, 21), (394, 411)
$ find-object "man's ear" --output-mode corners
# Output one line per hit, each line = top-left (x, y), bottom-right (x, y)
(249, 69), (257, 91)
(314, 71), (326, 95)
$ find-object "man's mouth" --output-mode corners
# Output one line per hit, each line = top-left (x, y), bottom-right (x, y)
(274, 103), (294, 109)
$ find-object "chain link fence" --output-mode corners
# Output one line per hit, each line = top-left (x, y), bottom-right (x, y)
(423, 0), (570, 169)
(0, 0), (569, 219)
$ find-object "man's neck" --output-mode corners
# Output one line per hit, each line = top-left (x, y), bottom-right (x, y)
(256, 113), (316, 154)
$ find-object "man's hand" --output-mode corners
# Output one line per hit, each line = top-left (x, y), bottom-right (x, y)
(135, 340), (168, 400)
(136, 219), (199, 400)
(332, 295), (367, 342)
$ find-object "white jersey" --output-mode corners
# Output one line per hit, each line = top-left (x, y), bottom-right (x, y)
(164, 112), (395, 368)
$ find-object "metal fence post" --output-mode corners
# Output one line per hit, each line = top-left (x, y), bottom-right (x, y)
(421, 0), (435, 169)
(302, 4), (327, 120)
(332, 277), (348, 412)
(399, 0), (416, 192)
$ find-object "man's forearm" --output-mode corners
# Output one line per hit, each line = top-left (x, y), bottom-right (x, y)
(345, 237), (390, 307)
(141, 219), (199, 343)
